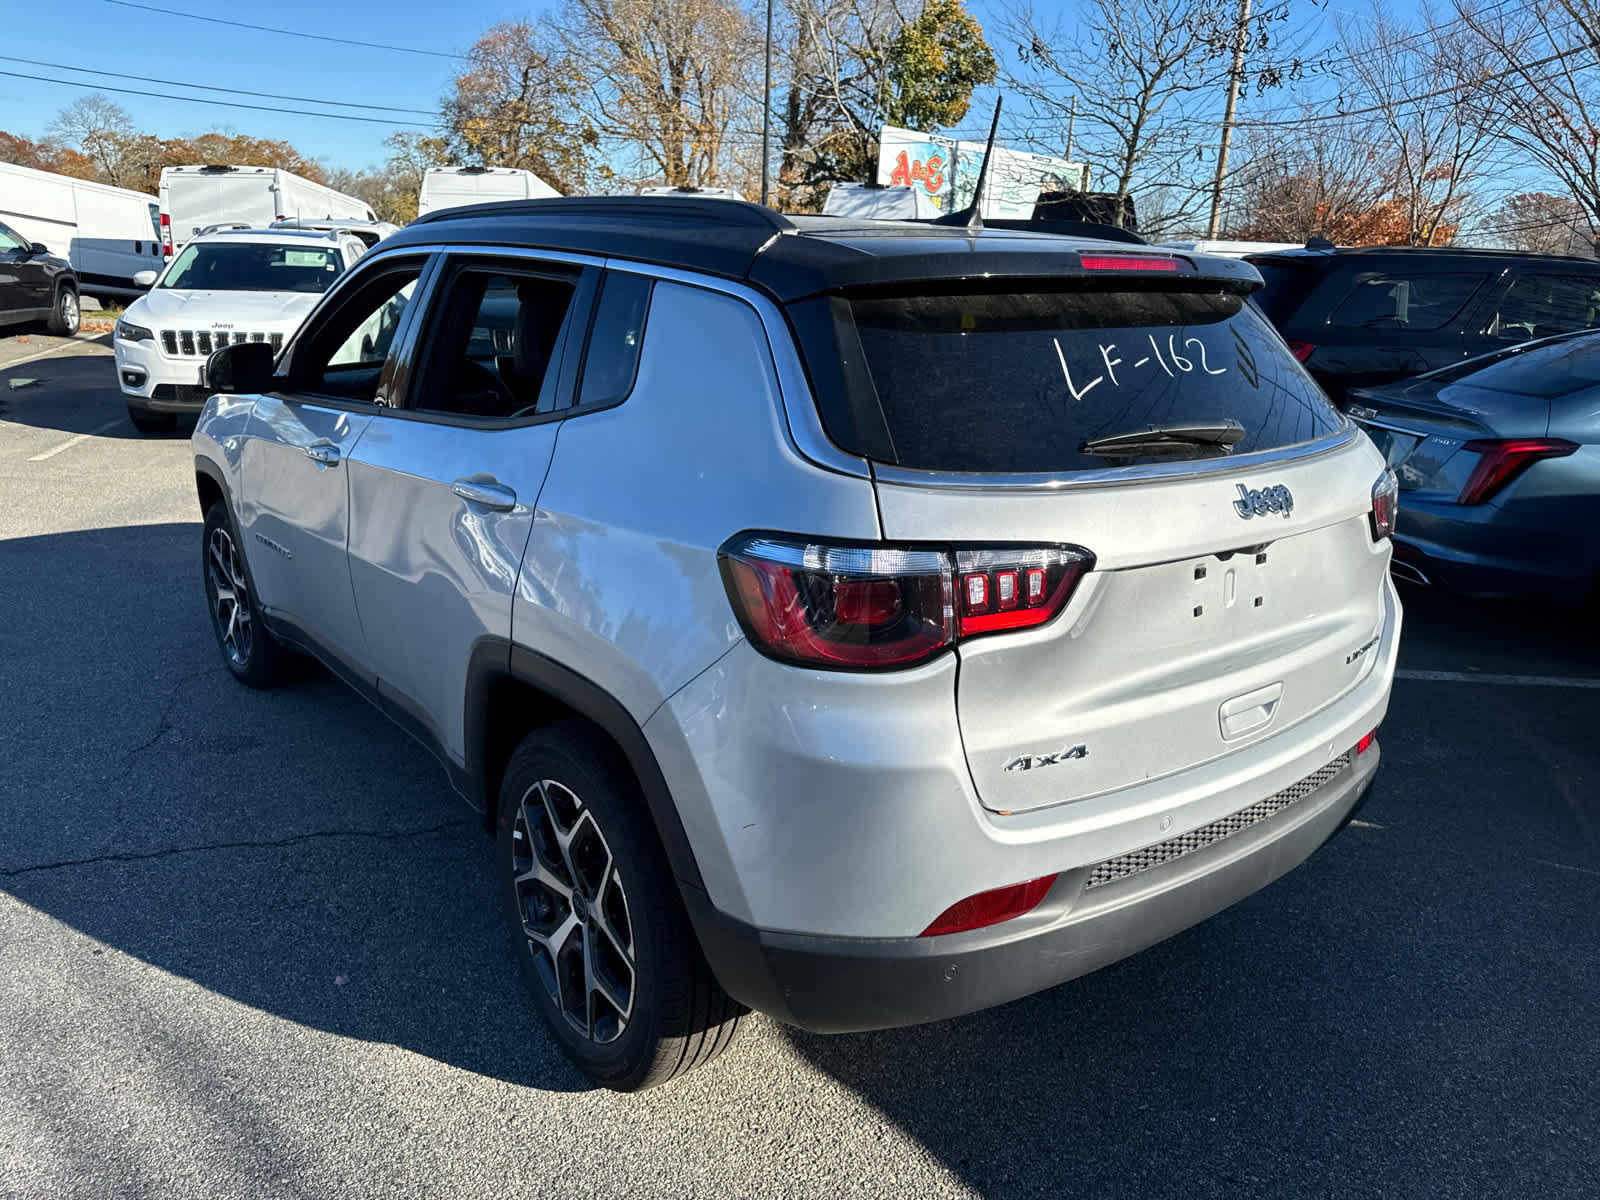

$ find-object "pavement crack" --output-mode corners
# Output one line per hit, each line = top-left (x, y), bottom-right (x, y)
(0, 818), (478, 879)
(114, 667), (213, 775)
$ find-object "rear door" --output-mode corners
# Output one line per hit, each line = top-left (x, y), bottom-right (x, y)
(839, 276), (1394, 814)
(343, 252), (595, 761)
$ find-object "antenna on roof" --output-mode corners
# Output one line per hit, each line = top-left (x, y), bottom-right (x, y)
(933, 97), (1002, 230)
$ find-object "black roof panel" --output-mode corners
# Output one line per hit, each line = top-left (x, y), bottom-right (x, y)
(389, 196), (1260, 301)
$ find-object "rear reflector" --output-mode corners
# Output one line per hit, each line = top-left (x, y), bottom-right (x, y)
(1357, 729), (1377, 755)
(921, 875), (1058, 937)
(719, 536), (1094, 671)
(1286, 341), (1315, 363)
(1457, 438), (1579, 505)
(1079, 254), (1181, 272)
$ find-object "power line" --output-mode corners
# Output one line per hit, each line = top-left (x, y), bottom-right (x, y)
(1230, 42), (1593, 129)
(0, 55), (438, 115)
(99, 0), (468, 61)
(0, 68), (436, 128)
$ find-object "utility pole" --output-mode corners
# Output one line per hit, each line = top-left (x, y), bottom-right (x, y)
(1063, 94), (1077, 183)
(760, 0), (774, 206)
(1206, 0), (1251, 240)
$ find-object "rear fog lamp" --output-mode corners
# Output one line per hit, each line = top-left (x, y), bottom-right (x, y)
(1357, 729), (1377, 755)
(921, 874), (1058, 937)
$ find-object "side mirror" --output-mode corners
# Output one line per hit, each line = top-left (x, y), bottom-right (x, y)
(27, 242), (49, 256)
(205, 341), (277, 394)
(133, 269), (158, 288)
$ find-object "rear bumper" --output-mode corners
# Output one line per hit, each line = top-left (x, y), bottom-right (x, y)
(689, 744), (1379, 1033)
(1394, 496), (1598, 603)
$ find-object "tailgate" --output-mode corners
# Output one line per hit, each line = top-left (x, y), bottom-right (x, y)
(875, 433), (1393, 814)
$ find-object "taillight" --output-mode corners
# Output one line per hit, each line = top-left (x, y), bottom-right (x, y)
(920, 874), (1058, 937)
(1286, 341), (1315, 363)
(956, 548), (1091, 636)
(719, 535), (1094, 670)
(1370, 469), (1398, 539)
(1078, 253), (1183, 272)
(1456, 438), (1578, 505)
(159, 212), (173, 257)
(1357, 729), (1377, 755)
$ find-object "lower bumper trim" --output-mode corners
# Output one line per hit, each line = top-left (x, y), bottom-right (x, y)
(686, 745), (1379, 1034)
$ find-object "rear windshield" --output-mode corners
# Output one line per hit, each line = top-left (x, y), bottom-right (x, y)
(161, 242), (342, 293)
(1446, 331), (1600, 399)
(840, 285), (1341, 473)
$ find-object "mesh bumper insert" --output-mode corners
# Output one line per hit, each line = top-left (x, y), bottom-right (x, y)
(1083, 754), (1352, 890)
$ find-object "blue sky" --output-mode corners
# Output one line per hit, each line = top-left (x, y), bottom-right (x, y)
(4, 0), (1414, 179)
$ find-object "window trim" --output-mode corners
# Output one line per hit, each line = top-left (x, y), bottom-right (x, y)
(277, 251), (438, 408)
(566, 268), (655, 416)
(393, 252), (598, 429)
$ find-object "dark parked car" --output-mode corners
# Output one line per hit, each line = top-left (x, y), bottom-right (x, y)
(0, 220), (80, 336)
(1346, 330), (1600, 602)
(1246, 244), (1600, 404)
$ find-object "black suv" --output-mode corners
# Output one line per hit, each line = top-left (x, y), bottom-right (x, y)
(1246, 245), (1600, 403)
(0, 219), (80, 336)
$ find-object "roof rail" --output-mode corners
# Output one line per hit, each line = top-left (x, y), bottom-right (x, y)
(410, 194), (796, 232)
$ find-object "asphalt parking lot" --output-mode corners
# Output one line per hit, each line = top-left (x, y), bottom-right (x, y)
(2, 332), (1598, 1200)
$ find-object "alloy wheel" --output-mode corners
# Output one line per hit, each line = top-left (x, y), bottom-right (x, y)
(60, 291), (79, 335)
(510, 779), (636, 1044)
(206, 526), (253, 668)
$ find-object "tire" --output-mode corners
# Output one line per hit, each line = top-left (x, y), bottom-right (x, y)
(497, 720), (744, 1091)
(201, 500), (291, 688)
(127, 405), (176, 435)
(46, 286), (79, 336)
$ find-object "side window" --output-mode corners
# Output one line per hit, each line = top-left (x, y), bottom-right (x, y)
(293, 263), (425, 402)
(413, 267), (577, 420)
(0, 224), (24, 254)
(1486, 275), (1600, 340)
(576, 271), (653, 409)
(1326, 272), (1486, 332)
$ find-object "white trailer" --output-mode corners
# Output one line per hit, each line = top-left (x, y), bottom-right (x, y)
(0, 161), (164, 298)
(417, 167), (561, 216)
(159, 165), (376, 257)
(822, 182), (943, 221)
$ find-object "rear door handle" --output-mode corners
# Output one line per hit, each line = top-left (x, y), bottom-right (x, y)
(305, 443), (340, 465)
(451, 477), (517, 511)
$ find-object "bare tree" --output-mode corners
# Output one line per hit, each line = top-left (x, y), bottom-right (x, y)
(562, 0), (757, 189)
(1339, 3), (1497, 245)
(47, 95), (142, 188)
(1486, 191), (1593, 254)
(1226, 113), (1393, 240)
(1456, 0), (1600, 238)
(440, 21), (598, 194)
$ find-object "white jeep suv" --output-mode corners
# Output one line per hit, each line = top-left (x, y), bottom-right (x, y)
(115, 227), (365, 432)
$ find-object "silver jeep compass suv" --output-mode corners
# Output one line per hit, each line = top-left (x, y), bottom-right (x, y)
(191, 198), (1400, 1090)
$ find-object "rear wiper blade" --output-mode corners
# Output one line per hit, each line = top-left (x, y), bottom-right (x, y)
(1081, 419), (1247, 455)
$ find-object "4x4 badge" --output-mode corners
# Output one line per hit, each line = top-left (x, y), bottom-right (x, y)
(1004, 745), (1089, 772)
(1234, 483), (1294, 519)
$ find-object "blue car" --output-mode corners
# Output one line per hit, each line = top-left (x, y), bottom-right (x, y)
(1345, 330), (1600, 603)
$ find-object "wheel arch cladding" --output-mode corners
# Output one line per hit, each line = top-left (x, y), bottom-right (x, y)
(466, 639), (709, 898)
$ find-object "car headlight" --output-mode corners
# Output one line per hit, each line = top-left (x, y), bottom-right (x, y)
(115, 320), (155, 343)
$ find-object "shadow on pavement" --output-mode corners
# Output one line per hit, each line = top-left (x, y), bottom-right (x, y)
(0, 523), (587, 1094)
(0, 337), (194, 440)
(781, 669), (1600, 1196)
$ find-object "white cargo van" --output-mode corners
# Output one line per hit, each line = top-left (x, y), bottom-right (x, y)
(417, 166), (560, 216)
(159, 165), (376, 257)
(0, 161), (163, 298)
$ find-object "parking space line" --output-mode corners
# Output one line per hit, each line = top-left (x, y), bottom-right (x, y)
(26, 419), (124, 462)
(1, 336), (106, 370)
(1396, 668), (1600, 689)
